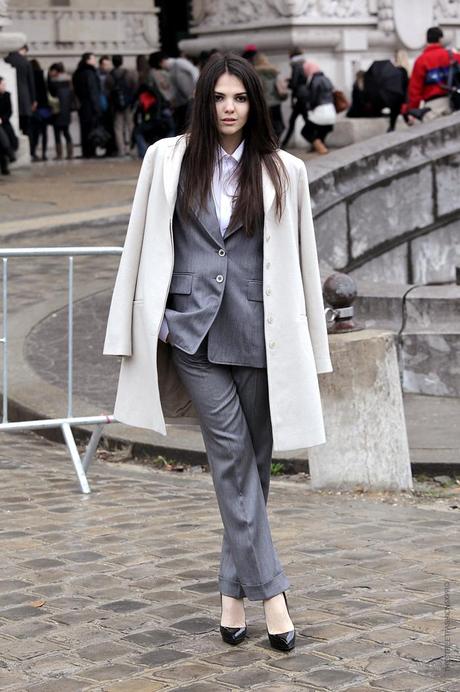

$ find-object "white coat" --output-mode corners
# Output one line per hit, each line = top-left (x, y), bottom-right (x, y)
(103, 135), (333, 451)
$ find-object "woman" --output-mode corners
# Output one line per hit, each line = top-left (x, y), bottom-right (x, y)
(300, 60), (336, 155)
(48, 62), (74, 160)
(253, 52), (287, 141)
(104, 53), (332, 651)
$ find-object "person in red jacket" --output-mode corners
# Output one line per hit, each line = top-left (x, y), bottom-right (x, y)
(403, 27), (460, 121)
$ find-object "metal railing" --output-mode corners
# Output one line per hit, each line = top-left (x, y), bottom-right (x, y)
(0, 246), (123, 494)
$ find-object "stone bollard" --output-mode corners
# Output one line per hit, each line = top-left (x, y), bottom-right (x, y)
(308, 276), (413, 492)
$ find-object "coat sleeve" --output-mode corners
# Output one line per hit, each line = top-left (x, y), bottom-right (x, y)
(103, 145), (156, 356)
(297, 163), (333, 374)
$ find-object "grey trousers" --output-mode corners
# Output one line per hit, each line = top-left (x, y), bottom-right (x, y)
(171, 340), (290, 601)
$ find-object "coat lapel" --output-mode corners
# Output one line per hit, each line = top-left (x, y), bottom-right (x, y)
(262, 162), (276, 217)
(163, 135), (187, 213)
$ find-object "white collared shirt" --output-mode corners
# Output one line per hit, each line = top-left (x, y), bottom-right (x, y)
(211, 140), (244, 235)
(159, 140), (244, 342)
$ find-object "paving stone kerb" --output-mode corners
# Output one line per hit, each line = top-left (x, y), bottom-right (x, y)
(0, 430), (459, 691)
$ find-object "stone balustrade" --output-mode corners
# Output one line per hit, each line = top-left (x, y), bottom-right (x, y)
(307, 114), (460, 398)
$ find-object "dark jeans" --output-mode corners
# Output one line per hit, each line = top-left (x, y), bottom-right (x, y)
(78, 112), (97, 158)
(269, 105), (285, 141)
(301, 119), (333, 144)
(281, 100), (308, 147)
(31, 113), (50, 158)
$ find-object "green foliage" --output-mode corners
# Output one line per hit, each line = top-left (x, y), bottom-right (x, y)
(271, 462), (284, 476)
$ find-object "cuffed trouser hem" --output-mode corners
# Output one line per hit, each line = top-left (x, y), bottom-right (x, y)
(218, 570), (290, 601)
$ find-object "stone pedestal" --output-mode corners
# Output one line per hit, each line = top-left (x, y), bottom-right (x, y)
(309, 329), (413, 491)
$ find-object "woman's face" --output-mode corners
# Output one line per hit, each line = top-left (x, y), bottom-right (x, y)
(214, 72), (249, 139)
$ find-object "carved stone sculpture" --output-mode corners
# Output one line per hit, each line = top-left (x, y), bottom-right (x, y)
(0, 0), (9, 21)
(268, 0), (314, 16)
(435, 0), (460, 20)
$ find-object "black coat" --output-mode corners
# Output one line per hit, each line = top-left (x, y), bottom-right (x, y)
(5, 52), (36, 116)
(48, 74), (73, 127)
(72, 62), (101, 122)
(0, 92), (18, 150)
(306, 73), (334, 110)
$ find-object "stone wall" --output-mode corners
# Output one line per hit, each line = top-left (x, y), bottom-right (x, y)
(6, 1), (160, 68)
(307, 113), (460, 286)
(306, 113), (460, 398)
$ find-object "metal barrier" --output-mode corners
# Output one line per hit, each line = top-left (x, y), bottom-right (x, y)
(0, 247), (123, 494)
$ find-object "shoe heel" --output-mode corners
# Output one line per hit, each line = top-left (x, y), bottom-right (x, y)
(220, 593), (247, 645)
(265, 591), (296, 652)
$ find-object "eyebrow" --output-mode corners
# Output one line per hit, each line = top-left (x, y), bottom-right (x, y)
(214, 91), (248, 96)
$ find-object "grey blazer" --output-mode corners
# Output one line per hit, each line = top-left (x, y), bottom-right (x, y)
(165, 172), (266, 368)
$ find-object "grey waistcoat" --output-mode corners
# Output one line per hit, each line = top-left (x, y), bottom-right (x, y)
(165, 169), (266, 368)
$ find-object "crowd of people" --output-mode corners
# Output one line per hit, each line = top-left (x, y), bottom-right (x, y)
(0, 26), (459, 176)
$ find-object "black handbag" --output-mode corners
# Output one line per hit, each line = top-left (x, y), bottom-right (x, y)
(87, 125), (111, 148)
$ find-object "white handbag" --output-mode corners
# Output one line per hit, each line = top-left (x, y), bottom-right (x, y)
(308, 103), (337, 126)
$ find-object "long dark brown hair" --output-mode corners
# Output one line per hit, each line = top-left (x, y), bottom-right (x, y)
(180, 53), (287, 235)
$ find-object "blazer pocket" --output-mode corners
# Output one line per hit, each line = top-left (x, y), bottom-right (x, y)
(247, 279), (263, 302)
(169, 272), (193, 295)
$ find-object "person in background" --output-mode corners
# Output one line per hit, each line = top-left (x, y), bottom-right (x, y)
(48, 62), (74, 160)
(0, 76), (17, 175)
(30, 58), (52, 162)
(136, 55), (150, 89)
(165, 54), (199, 134)
(148, 52), (175, 106)
(105, 55), (136, 157)
(132, 70), (172, 158)
(0, 76), (18, 155)
(280, 47), (309, 148)
(72, 52), (101, 158)
(300, 60), (336, 155)
(5, 44), (36, 153)
(241, 44), (258, 65)
(253, 52), (287, 140)
(197, 49), (220, 71)
(97, 55), (116, 156)
(402, 26), (460, 121)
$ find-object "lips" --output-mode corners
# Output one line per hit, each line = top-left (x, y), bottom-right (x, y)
(222, 119), (237, 123)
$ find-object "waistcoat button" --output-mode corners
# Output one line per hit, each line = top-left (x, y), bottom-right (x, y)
(267, 316), (273, 324)
(216, 274), (224, 283)
(269, 341), (276, 349)
(265, 261), (271, 269)
(218, 249), (226, 257)
(265, 287), (271, 296)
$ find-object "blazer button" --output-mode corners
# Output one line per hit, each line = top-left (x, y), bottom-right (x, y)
(265, 287), (271, 296)
(267, 316), (273, 324)
(265, 261), (271, 269)
(218, 249), (226, 256)
(216, 274), (224, 283)
(269, 341), (276, 349)
(265, 234), (271, 242)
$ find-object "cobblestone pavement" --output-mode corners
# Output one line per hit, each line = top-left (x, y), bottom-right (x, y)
(0, 432), (459, 691)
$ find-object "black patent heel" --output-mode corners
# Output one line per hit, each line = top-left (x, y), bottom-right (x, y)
(220, 593), (247, 645)
(265, 591), (296, 652)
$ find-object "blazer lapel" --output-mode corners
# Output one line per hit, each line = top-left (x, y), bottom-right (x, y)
(193, 190), (223, 246)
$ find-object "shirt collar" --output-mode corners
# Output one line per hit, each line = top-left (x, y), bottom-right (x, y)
(217, 139), (245, 163)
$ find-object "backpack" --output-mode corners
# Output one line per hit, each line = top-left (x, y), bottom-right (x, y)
(111, 70), (131, 112)
(447, 50), (460, 111)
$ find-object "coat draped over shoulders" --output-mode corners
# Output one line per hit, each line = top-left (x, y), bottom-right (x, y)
(104, 135), (332, 451)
